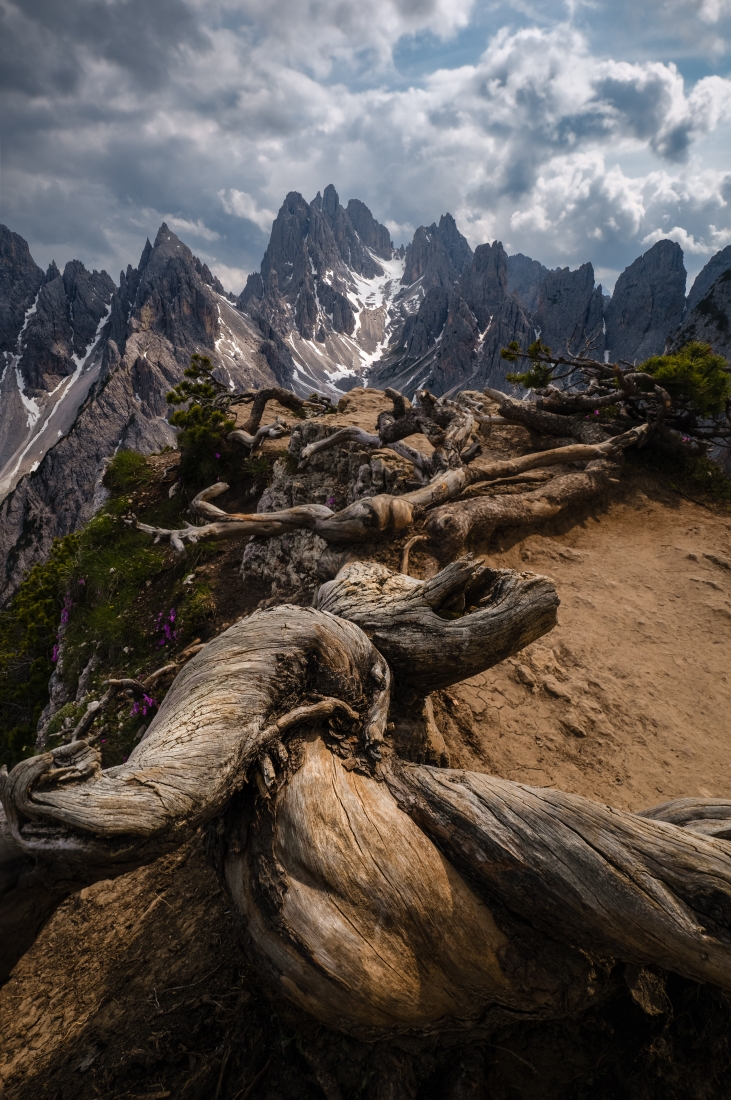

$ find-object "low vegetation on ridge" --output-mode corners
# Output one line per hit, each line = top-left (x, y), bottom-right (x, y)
(0, 441), (277, 769)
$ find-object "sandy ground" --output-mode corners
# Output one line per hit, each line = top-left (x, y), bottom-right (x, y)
(439, 489), (731, 813)
(2, 396), (731, 1097)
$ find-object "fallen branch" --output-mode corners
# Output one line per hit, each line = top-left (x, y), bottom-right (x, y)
(132, 426), (648, 554)
(228, 417), (288, 453)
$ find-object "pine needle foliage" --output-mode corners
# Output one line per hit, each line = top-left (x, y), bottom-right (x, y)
(641, 342), (731, 417)
(502, 340), (555, 389)
(167, 354), (237, 489)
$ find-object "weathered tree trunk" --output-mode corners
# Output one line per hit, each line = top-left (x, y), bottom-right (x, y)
(135, 426), (646, 554)
(425, 456), (622, 559)
(3, 558), (731, 1047)
(315, 558), (559, 692)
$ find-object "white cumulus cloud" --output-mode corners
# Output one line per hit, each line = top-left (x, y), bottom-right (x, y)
(3, 1), (731, 290)
(218, 190), (277, 232)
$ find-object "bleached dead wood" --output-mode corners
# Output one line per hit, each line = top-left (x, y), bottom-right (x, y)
(4, 559), (731, 1038)
(387, 765), (731, 991)
(134, 426), (647, 554)
(426, 456), (622, 558)
(228, 416), (288, 452)
(316, 558), (559, 692)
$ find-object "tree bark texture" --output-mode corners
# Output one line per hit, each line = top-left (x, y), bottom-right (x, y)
(4, 559), (731, 1045)
(135, 426), (645, 555)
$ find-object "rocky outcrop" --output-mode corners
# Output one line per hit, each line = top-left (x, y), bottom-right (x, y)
(19, 261), (115, 391)
(240, 186), (393, 343)
(346, 199), (392, 260)
(506, 254), (551, 313)
(401, 214), (472, 291)
(605, 240), (687, 364)
(533, 263), (605, 358)
(0, 242), (118, 510)
(401, 286), (449, 360)
(671, 267), (731, 358)
(238, 186), (402, 395)
(469, 294), (536, 392)
(686, 246), (731, 314)
(0, 224), (276, 603)
(460, 242), (508, 330)
(378, 239), (606, 397)
(0, 226), (44, 355)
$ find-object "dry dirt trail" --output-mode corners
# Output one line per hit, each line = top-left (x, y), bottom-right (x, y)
(1, 415), (730, 1099)
(450, 487), (731, 813)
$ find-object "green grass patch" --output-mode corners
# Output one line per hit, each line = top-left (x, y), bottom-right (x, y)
(104, 449), (154, 493)
(0, 453), (224, 768)
(0, 534), (80, 766)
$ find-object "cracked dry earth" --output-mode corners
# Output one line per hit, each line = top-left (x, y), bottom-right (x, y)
(1, 455), (731, 1098)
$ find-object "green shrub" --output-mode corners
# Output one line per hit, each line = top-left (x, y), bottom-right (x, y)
(641, 343), (731, 417)
(103, 450), (153, 494)
(0, 534), (79, 766)
(167, 354), (238, 490)
(242, 454), (272, 480)
(502, 340), (556, 389)
(631, 448), (731, 506)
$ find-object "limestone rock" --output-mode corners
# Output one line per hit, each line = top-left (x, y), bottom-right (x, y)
(686, 245), (731, 314)
(671, 264), (731, 359)
(605, 240), (687, 363)
(0, 224), (275, 604)
(0, 224), (44, 355)
(401, 213), (472, 290)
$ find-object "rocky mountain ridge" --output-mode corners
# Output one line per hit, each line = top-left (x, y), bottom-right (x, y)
(0, 222), (276, 602)
(1, 189), (731, 603)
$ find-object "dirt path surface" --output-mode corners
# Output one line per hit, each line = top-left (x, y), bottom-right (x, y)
(2, 422), (731, 1099)
(449, 486), (731, 812)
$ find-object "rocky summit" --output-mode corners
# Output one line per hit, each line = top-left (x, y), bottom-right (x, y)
(1, 188), (731, 601)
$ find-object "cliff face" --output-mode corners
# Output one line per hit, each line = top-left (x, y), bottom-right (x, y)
(19, 262), (116, 392)
(0, 247), (117, 507)
(671, 267), (731, 358)
(0, 226), (45, 355)
(605, 240), (687, 363)
(238, 185), (403, 394)
(376, 243), (604, 397)
(686, 245), (731, 315)
(401, 213), (472, 290)
(672, 244), (731, 368)
(0, 224), (275, 604)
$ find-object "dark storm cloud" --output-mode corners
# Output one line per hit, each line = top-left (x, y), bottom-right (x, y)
(0, 0), (207, 95)
(0, 0), (730, 293)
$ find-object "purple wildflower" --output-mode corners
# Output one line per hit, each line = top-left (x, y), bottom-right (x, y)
(51, 644), (59, 663)
(78, 577), (85, 586)
(155, 608), (179, 646)
(131, 693), (157, 718)
(326, 496), (336, 508)
(215, 452), (221, 459)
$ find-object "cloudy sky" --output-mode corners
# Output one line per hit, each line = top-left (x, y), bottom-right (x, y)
(2, 0), (731, 295)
